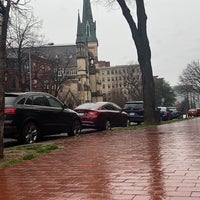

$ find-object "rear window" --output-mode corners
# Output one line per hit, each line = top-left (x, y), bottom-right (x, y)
(5, 96), (18, 105)
(124, 102), (143, 110)
(76, 102), (105, 110)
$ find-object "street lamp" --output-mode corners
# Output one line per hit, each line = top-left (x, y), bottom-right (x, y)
(29, 43), (54, 91)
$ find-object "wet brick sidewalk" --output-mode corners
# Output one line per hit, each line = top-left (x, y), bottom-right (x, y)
(0, 118), (200, 200)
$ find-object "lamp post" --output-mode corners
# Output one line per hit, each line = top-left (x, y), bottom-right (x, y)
(29, 43), (54, 91)
(29, 48), (32, 92)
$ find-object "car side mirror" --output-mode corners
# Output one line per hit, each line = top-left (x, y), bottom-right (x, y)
(63, 104), (68, 109)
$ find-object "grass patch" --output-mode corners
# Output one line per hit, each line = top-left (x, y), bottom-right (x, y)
(22, 153), (38, 160)
(117, 117), (190, 131)
(0, 143), (61, 169)
(1, 159), (23, 169)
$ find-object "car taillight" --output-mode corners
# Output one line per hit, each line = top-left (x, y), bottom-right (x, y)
(88, 111), (98, 115)
(87, 111), (99, 117)
(164, 111), (168, 116)
(4, 108), (17, 115)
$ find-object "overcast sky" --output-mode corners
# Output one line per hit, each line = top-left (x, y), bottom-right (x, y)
(30, 0), (200, 86)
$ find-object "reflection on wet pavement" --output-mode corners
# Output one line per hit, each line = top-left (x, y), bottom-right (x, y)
(1, 118), (200, 199)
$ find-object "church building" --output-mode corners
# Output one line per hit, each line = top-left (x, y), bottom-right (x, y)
(6, 0), (141, 108)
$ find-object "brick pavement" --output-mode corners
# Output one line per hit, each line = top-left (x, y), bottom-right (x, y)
(0, 118), (200, 200)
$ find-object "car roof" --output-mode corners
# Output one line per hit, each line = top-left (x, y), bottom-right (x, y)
(5, 92), (47, 95)
(5, 92), (51, 97)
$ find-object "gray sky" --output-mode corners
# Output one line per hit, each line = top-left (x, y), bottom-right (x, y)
(30, 0), (200, 86)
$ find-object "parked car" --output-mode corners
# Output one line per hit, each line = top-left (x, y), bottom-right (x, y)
(197, 108), (200, 116)
(74, 102), (129, 130)
(123, 101), (144, 124)
(4, 92), (81, 144)
(168, 107), (182, 119)
(157, 106), (173, 121)
(188, 108), (198, 117)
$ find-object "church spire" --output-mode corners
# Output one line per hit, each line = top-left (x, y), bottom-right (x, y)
(76, 0), (98, 44)
(76, 11), (84, 43)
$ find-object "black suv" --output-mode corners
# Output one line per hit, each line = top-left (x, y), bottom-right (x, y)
(123, 101), (144, 124)
(4, 92), (81, 144)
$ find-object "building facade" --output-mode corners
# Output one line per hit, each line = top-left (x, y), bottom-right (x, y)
(99, 64), (142, 107)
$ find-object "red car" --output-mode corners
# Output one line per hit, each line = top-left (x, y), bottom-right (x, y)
(188, 109), (198, 117)
(74, 102), (129, 130)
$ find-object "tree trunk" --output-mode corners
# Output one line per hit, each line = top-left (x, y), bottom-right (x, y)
(0, 44), (5, 158)
(116, 0), (159, 125)
(0, 1), (11, 159)
(139, 57), (158, 124)
(0, 32), (6, 159)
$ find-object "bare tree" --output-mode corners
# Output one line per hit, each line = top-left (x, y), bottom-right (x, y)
(110, 88), (127, 107)
(95, 0), (158, 124)
(121, 66), (143, 101)
(7, 9), (43, 91)
(0, 0), (31, 159)
(31, 55), (69, 97)
(179, 61), (200, 94)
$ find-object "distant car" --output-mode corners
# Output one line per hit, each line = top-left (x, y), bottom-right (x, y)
(197, 108), (200, 116)
(74, 102), (129, 130)
(168, 107), (182, 119)
(4, 92), (81, 144)
(158, 106), (173, 121)
(123, 101), (144, 124)
(188, 108), (198, 117)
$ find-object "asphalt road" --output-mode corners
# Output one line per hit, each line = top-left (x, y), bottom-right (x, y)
(3, 128), (98, 148)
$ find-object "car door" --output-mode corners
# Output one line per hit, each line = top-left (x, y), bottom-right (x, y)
(111, 103), (126, 126)
(103, 103), (121, 127)
(24, 94), (53, 133)
(45, 95), (74, 133)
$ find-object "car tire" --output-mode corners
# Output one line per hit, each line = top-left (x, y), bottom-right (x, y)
(127, 119), (130, 126)
(68, 119), (81, 136)
(104, 120), (111, 130)
(20, 121), (39, 144)
(124, 119), (130, 127)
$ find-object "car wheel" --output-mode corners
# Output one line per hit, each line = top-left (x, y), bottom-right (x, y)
(68, 119), (81, 136)
(104, 120), (111, 130)
(20, 122), (39, 144)
(124, 119), (130, 127)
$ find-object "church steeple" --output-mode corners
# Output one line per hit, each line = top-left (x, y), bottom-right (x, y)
(76, 0), (98, 43)
(76, 11), (84, 43)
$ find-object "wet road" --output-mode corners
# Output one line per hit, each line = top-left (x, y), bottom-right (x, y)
(1, 118), (200, 199)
